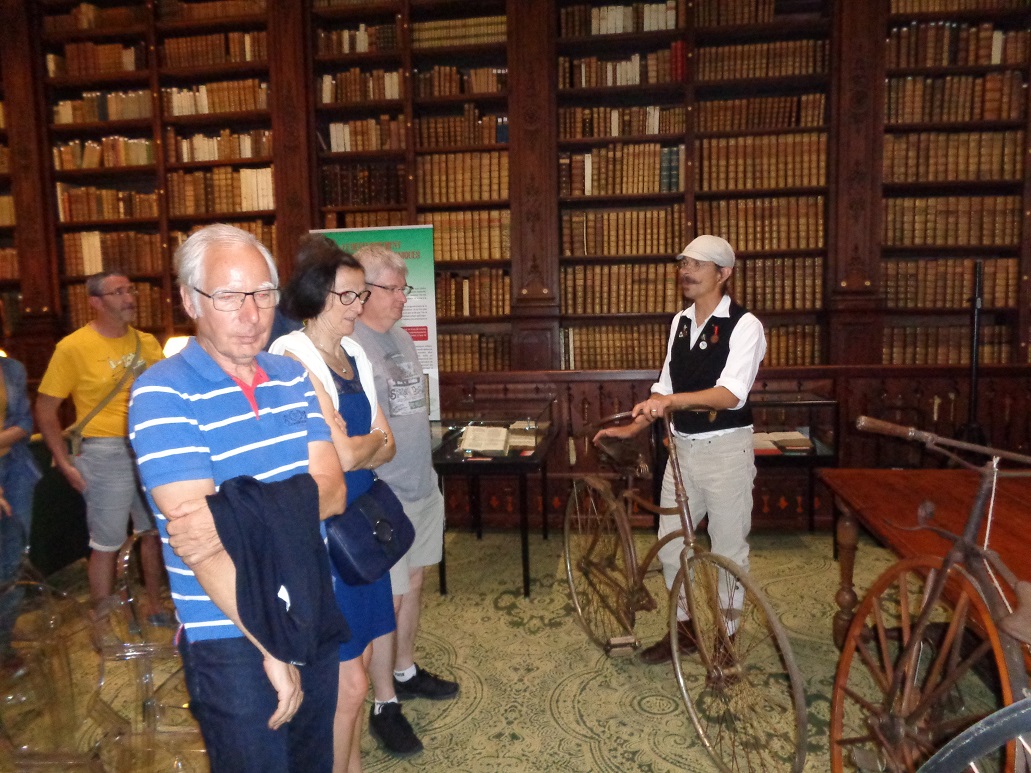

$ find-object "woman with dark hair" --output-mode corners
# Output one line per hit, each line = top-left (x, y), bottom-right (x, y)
(270, 235), (420, 772)
(0, 348), (42, 674)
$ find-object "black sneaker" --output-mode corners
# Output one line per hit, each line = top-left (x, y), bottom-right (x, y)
(393, 664), (460, 701)
(368, 703), (423, 757)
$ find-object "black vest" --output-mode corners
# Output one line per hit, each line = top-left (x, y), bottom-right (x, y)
(669, 300), (754, 435)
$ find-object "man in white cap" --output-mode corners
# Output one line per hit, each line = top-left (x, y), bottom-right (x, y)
(593, 234), (766, 664)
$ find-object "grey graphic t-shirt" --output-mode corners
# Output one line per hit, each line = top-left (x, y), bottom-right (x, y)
(349, 322), (436, 501)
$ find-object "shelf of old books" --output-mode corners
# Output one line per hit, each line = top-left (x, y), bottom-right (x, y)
(0, 79), (15, 284)
(882, 0), (1030, 361)
(436, 265), (511, 321)
(310, 0), (408, 219)
(38, 3), (159, 314)
(882, 310), (1014, 366)
(400, 3), (513, 352)
(311, 1), (403, 150)
(310, 0), (402, 23)
(154, 1), (273, 232)
(436, 328), (513, 373)
(690, 2), (831, 367)
(559, 319), (670, 371)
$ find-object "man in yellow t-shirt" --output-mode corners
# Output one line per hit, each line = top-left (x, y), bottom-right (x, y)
(36, 271), (169, 622)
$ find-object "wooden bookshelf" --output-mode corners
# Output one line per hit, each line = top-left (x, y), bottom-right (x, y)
(310, 0), (408, 235)
(881, 0), (1030, 365)
(410, 1), (512, 372)
(29, 0), (281, 332)
(693, 1), (832, 369)
(0, 0), (1029, 374)
(309, 0), (514, 370)
(36, 4), (158, 331)
(554, 0), (833, 370)
(555, 0), (688, 372)
(0, 63), (18, 290)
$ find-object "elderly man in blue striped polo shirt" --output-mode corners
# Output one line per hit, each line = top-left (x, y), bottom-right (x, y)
(129, 224), (348, 773)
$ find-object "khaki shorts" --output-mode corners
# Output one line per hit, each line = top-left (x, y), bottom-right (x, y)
(388, 486), (445, 595)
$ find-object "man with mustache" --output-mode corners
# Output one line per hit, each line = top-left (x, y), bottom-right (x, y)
(593, 235), (766, 664)
(36, 271), (169, 623)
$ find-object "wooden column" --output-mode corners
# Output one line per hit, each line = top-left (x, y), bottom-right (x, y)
(268, 0), (316, 276)
(825, 0), (886, 365)
(0, 0), (62, 376)
(506, 0), (560, 370)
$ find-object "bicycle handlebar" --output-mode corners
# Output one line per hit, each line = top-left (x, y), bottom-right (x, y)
(856, 415), (931, 442)
(855, 415), (1031, 467)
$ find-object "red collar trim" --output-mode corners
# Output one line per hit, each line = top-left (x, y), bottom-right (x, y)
(229, 365), (270, 417)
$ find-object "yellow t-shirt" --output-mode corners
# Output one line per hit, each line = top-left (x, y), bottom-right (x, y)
(37, 325), (164, 438)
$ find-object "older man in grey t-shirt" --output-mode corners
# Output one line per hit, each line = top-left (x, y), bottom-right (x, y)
(351, 245), (459, 728)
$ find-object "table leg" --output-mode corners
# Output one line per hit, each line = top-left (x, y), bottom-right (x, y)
(437, 475), (447, 596)
(807, 468), (815, 532)
(833, 497), (859, 650)
(520, 472), (530, 598)
(470, 475), (482, 539)
(540, 460), (549, 540)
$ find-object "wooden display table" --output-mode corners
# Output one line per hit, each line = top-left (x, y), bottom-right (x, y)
(820, 468), (1031, 648)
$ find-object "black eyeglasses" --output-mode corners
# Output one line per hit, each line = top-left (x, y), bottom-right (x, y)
(96, 286), (138, 297)
(367, 282), (414, 297)
(331, 288), (372, 306)
(192, 286), (281, 311)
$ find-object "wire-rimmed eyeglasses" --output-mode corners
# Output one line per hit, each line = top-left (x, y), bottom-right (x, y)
(367, 282), (414, 297)
(192, 287), (281, 312)
(331, 289), (372, 306)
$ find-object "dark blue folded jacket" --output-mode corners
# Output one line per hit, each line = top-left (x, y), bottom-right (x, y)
(207, 473), (349, 665)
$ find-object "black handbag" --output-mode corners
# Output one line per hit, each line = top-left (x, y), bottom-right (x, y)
(325, 478), (415, 585)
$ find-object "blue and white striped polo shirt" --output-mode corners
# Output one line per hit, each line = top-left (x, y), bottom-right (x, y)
(128, 337), (331, 642)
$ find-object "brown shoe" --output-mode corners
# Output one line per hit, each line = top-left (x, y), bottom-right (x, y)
(639, 621), (698, 665)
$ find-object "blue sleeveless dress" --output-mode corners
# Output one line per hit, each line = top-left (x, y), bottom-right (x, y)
(330, 357), (396, 661)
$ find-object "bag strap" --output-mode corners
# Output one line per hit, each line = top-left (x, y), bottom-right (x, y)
(63, 329), (142, 438)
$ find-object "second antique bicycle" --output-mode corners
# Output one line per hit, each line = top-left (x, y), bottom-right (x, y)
(830, 416), (1031, 773)
(564, 410), (808, 772)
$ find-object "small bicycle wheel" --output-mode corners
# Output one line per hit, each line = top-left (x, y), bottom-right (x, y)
(670, 551), (808, 772)
(564, 476), (638, 653)
(919, 696), (1031, 773)
(830, 557), (1012, 773)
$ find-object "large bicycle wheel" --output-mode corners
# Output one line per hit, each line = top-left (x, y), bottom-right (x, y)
(564, 476), (638, 654)
(670, 551), (808, 772)
(919, 696), (1031, 773)
(830, 557), (1012, 773)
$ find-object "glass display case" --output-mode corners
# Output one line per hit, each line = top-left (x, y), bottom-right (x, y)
(432, 397), (554, 460)
(750, 391), (837, 460)
(430, 395), (557, 598)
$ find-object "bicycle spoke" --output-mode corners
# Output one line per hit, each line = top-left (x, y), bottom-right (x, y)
(830, 558), (1011, 773)
(674, 554), (807, 772)
(564, 478), (637, 650)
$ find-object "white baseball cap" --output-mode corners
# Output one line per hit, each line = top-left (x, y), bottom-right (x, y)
(677, 235), (735, 268)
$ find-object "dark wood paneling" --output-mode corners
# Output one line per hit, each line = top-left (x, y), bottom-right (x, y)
(0, 0), (61, 347)
(506, 0), (560, 369)
(440, 365), (1031, 531)
(826, 0), (886, 364)
(268, 0), (316, 274)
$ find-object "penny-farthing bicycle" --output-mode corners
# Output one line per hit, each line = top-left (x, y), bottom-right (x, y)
(564, 410), (808, 772)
